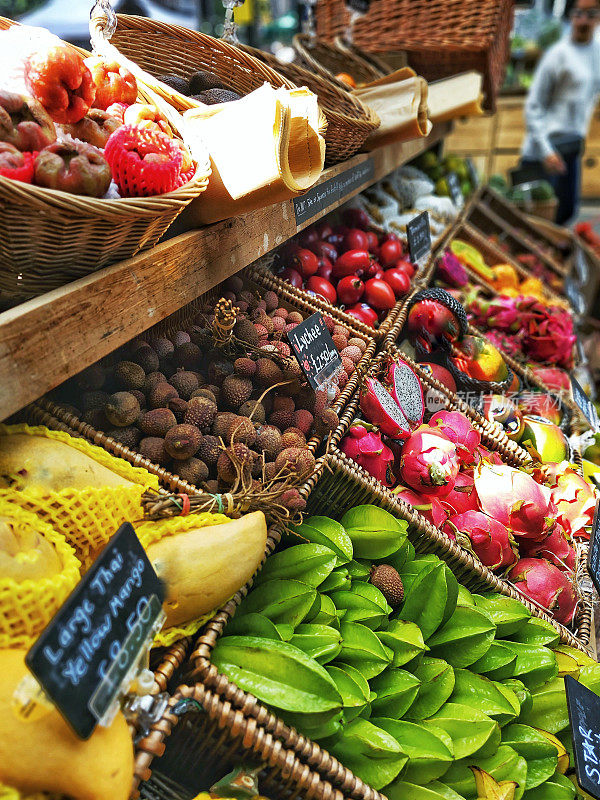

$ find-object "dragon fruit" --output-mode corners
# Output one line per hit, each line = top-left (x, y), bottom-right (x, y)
(436, 249), (469, 288)
(547, 465), (597, 539)
(474, 462), (552, 540)
(429, 410), (481, 466)
(440, 471), (480, 516)
(443, 511), (518, 571)
(340, 422), (395, 488)
(521, 300), (576, 369)
(475, 445), (504, 466)
(393, 486), (448, 528)
(385, 358), (424, 429)
(399, 427), (460, 498)
(521, 521), (576, 572)
(508, 558), (577, 625)
(528, 365), (571, 395)
(359, 376), (411, 439)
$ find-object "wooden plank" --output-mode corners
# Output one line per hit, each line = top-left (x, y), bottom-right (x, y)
(0, 122), (451, 421)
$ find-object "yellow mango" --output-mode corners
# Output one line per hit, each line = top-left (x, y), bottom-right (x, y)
(492, 263), (519, 290)
(0, 650), (133, 800)
(0, 515), (62, 583)
(0, 434), (134, 492)
(145, 511), (267, 628)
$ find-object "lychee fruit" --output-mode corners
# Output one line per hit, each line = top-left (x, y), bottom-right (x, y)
(164, 424), (202, 460)
(140, 408), (177, 437)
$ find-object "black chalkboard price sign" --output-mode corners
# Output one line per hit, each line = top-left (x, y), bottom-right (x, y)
(287, 311), (343, 391)
(566, 675), (600, 798)
(588, 502), (600, 595)
(407, 211), (431, 263)
(565, 275), (585, 315)
(26, 523), (164, 739)
(345, 0), (370, 12)
(446, 172), (462, 206)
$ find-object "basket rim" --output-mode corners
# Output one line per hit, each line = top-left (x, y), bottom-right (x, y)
(293, 33), (385, 87)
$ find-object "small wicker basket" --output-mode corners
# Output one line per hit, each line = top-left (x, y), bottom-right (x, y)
(293, 34), (386, 87)
(0, 17), (210, 305)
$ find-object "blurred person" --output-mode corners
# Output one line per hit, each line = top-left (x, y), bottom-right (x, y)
(521, 0), (600, 224)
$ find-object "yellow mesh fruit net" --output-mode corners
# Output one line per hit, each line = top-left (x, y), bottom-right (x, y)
(0, 502), (81, 649)
(136, 512), (234, 648)
(0, 787), (61, 800)
(0, 424), (159, 569)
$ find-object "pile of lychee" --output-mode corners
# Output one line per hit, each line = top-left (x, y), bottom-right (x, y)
(53, 274), (367, 492)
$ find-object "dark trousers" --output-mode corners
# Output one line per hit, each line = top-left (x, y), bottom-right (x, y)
(521, 152), (581, 225)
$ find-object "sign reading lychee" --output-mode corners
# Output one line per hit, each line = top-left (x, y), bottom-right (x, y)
(287, 311), (343, 391)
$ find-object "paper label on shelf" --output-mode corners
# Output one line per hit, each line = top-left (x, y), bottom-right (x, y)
(571, 374), (598, 431)
(294, 159), (375, 226)
(565, 275), (585, 314)
(407, 211), (431, 263)
(26, 523), (164, 739)
(447, 172), (462, 205)
(287, 311), (343, 391)
(566, 675), (600, 799)
(587, 502), (600, 595)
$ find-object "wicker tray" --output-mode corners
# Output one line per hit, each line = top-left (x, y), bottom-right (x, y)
(314, 0), (514, 112)
(237, 45), (380, 166)
(293, 34), (386, 87)
(0, 17), (210, 305)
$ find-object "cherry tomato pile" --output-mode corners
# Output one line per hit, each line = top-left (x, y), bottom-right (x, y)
(275, 207), (417, 329)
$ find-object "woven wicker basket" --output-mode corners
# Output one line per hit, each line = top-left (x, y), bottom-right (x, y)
(184, 451), (592, 800)
(293, 34), (386, 87)
(333, 39), (400, 76)
(0, 17), (210, 305)
(237, 45), (380, 166)
(314, 0), (514, 112)
(109, 15), (379, 167)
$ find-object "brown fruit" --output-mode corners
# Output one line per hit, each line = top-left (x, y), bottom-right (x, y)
(174, 342), (201, 370)
(207, 359), (234, 386)
(225, 416), (257, 447)
(144, 371), (167, 394)
(149, 382), (179, 409)
(77, 364), (105, 391)
(281, 428), (307, 449)
(269, 409), (295, 431)
(264, 290), (278, 311)
(293, 409), (314, 436)
(132, 346), (160, 374)
(82, 390), (109, 412)
(139, 408), (177, 438)
(197, 434), (221, 466)
(176, 457), (209, 485)
(255, 425), (282, 460)
(370, 564), (404, 607)
(105, 392), (140, 427)
(164, 424), (202, 460)
(150, 338), (174, 359)
(221, 375), (253, 410)
(212, 412), (239, 439)
(184, 396), (217, 431)
(170, 370), (199, 400)
(106, 426), (141, 449)
(139, 436), (168, 465)
(168, 397), (189, 421)
(113, 361), (145, 391)
(216, 442), (252, 484)
(233, 318), (259, 346)
(315, 408), (339, 437)
(274, 447), (315, 476)
(239, 400), (265, 424)
(234, 357), (256, 378)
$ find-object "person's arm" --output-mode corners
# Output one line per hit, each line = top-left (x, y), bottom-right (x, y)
(525, 49), (566, 173)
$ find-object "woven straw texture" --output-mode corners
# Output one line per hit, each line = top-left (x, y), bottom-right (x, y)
(0, 18), (210, 304)
(0, 502), (80, 649)
(132, 683), (344, 800)
(0, 424), (158, 568)
(314, 0), (514, 111)
(293, 34), (386, 87)
(237, 45), (380, 166)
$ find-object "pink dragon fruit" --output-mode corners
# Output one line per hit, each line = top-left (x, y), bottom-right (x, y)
(528, 365), (571, 395)
(385, 358), (425, 429)
(340, 423), (395, 488)
(521, 521), (576, 572)
(429, 410), (481, 466)
(475, 445), (504, 466)
(474, 462), (552, 540)
(359, 377), (411, 439)
(508, 558), (577, 625)
(436, 249), (469, 288)
(393, 486), (448, 528)
(470, 296), (520, 332)
(484, 329), (521, 359)
(548, 465), (596, 539)
(399, 427), (460, 498)
(443, 511), (518, 571)
(520, 300), (576, 370)
(440, 471), (480, 516)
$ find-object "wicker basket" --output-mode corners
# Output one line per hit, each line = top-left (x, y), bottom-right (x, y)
(293, 34), (386, 87)
(333, 39), (401, 76)
(314, 0), (514, 112)
(237, 45), (380, 166)
(109, 15), (379, 167)
(0, 18), (210, 305)
(183, 451), (592, 800)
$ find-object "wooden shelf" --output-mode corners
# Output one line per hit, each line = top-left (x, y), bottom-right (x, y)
(0, 121), (451, 422)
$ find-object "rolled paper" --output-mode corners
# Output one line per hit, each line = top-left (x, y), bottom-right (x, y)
(181, 83), (326, 225)
(427, 71), (484, 122)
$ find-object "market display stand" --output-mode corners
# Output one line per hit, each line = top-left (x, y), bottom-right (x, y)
(0, 121), (451, 424)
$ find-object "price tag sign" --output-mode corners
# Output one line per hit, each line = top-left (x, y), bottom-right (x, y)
(587, 502), (600, 595)
(407, 211), (431, 263)
(466, 158), (479, 188)
(345, 0), (370, 12)
(447, 172), (462, 206)
(26, 523), (164, 739)
(287, 311), (343, 391)
(566, 675), (600, 798)
(575, 246), (590, 286)
(294, 159), (375, 226)
(571, 374), (598, 431)
(565, 275), (585, 314)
